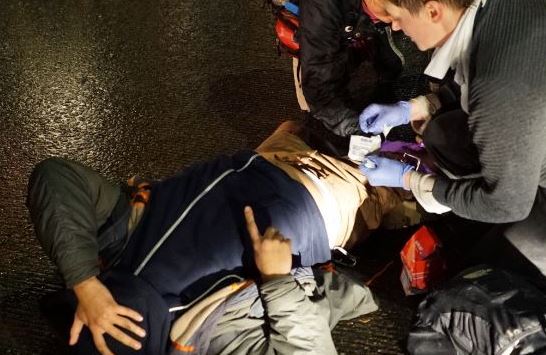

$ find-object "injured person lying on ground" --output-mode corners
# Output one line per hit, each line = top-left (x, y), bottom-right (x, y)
(27, 120), (418, 355)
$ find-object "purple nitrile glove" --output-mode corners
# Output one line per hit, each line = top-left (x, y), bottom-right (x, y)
(359, 101), (411, 135)
(359, 155), (414, 189)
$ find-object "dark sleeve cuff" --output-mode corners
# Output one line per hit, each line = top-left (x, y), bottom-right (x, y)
(64, 262), (100, 288)
(259, 275), (296, 291)
(431, 176), (450, 205)
(258, 275), (300, 302)
(311, 109), (360, 137)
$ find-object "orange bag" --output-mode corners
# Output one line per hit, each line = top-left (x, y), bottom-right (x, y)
(400, 226), (446, 295)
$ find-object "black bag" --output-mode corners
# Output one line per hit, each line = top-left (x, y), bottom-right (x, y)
(408, 266), (546, 355)
(268, 0), (375, 58)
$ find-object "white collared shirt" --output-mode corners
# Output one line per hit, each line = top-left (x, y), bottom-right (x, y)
(424, 0), (488, 113)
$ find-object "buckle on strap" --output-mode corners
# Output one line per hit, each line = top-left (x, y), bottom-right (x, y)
(332, 246), (357, 267)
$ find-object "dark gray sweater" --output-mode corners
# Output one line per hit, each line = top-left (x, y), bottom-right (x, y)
(432, 0), (546, 223)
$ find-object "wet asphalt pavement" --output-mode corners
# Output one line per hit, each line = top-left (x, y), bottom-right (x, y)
(0, 1), (430, 353)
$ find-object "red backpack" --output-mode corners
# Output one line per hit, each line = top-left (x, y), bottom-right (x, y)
(400, 225), (447, 295)
(275, 8), (300, 57)
(267, 0), (301, 57)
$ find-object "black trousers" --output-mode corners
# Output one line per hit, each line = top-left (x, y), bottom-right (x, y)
(423, 110), (546, 290)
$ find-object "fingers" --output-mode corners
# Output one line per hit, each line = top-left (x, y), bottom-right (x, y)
(362, 104), (380, 118)
(244, 206), (261, 245)
(113, 310), (146, 338)
(359, 104), (386, 134)
(90, 331), (114, 355)
(104, 322), (142, 351)
(263, 226), (278, 239)
(263, 227), (287, 241)
(116, 305), (144, 323)
(361, 105), (380, 126)
(245, 206), (289, 245)
(360, 155), (379, 173)
(69, 314), (84, 346)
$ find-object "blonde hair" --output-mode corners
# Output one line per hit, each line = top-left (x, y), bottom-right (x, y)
(386, 0), (474, 13)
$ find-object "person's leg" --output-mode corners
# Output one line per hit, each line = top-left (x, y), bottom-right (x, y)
(464, 188), (546, 291)
(28, 157), (122, 231)
(422, 109), (481, 177)
(27, 157), (127, 287)
(500, 188), (546, 288)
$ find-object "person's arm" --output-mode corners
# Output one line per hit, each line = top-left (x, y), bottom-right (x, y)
(257, 269), (378, 354)
(244, 275), (336, 355)
(240, 207), (338, 354)
(211, 207), (377, 354)
(27, 157), (120, 287)
(27, 157), (145, 354)
(299, 0), (361, 137)
(431, 79), (546, 223)
(404, 79), (545, 220)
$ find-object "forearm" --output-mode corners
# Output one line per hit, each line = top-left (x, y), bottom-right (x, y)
(407, 164), (538, 223)
(299, 0), (359, 137)
(301, 59), (362, 137)
(239, 208), (336, 354)
(301, 55), (361, 137)
(259, 276), (336, 354)
(208, 277), (334, 355)
(27, 157), (121, 287)
(432, 174), (538, 223)
(405, 167), (538, 222)
(430, 78), (546, 222)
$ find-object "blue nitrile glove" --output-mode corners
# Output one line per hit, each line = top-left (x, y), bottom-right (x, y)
(359, 101), (411, 135)
(359, 156), (414, 189)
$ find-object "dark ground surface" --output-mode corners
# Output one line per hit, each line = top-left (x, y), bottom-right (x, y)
(1, 1), (433, 353)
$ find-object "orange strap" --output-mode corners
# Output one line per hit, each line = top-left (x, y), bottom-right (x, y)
(171, 342), (196, 353)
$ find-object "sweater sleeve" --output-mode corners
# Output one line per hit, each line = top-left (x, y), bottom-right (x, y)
(257, 275), (337, 354)
(209, 276), (337, 355)
(27, 157), (121, 287)
(433, 80), (546, 222)
(250, 271), (377, 354)
(299, 0), (361, 137)
(208, 269), (378, 354)
(432, 0), (546, 223)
